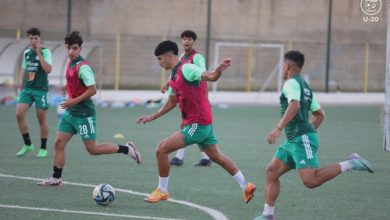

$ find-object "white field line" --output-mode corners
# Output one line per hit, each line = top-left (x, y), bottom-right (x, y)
(0, 204), (185, 220)
(0, 173), (228, 220)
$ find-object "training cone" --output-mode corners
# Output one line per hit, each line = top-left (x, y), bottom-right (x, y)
(114, 133), (124, 139)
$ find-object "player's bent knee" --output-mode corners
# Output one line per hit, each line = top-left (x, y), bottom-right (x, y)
(15, 111), (24, 120)
(265, 165), (277, 176)
(156, 141), (169, 155)
(85, 146), (99, 155)
(301, 179), (320, 189)
(54, 139), (66, 151)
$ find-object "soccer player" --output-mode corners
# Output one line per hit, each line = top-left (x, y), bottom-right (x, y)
(16, 27), (52, 158)
(37, 31), (142, 186)
(254, 51), (374, 220)
(137, 40), (256, 203)
(163, 30), (212, 167)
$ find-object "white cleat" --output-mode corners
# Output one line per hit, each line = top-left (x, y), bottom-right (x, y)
(126, 142), (142, 165)
(37, 177), (64, 186)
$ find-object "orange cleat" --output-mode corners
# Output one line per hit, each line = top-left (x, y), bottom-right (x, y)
(244, 182), (256, 203)
(144, 188), (169, 203)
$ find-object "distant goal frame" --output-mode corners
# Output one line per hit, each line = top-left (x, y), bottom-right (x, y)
(211, 42), (284, 93)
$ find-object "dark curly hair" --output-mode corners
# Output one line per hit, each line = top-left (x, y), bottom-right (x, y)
(27, 27), (40, 37)
(64, 31), (83, 46)
(154, 40), (178, 56)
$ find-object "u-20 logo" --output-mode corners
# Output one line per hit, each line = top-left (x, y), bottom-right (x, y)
(360, 0), (382, 23)
(360, 0), (382, 16)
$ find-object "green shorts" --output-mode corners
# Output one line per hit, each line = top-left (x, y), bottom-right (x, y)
(18, 87), (49, 110)
(57, 111), (96, 141)
(181, 123), (218, 148)
(274, 132), (319, 169)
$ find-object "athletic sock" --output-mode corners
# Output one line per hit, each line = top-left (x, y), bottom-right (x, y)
(232, 170), (247, 191)
(200, 152), (210, 160)
(262, 204), (275, 216)
(117, 144), (129, 154)
(41, 138), (47, 149)
(175, 148), (185, 160)
(158, 176), (169, 193)
(52, 166), (63, 178)
(339, 160), (353, 172)
(22, 133), (32, 146)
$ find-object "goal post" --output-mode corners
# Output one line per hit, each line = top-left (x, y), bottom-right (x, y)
(384, 3), (390, 151)
(211, 42), (284, 93)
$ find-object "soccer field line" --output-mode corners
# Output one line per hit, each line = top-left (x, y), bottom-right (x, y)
(0, 204), (185, 220)
(0, 173), (228, 220)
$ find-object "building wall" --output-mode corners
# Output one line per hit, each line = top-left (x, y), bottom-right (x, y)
(0, 0), (386, 91)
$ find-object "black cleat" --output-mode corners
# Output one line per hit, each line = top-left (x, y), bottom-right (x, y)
(170, 157), (183, 166)
(194, 159), (212, 167)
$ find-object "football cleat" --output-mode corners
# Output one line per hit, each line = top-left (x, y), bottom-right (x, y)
(144, 188), (169, 203)
(16, 144), (35, 157)
(194, 159), (212, 167)
(126, 142), (142, 165)
(244, 182), (256, 203)
(170, 157), (183, 166)
(36, 148), (48, 158)
(37, 177), (64, 186)
(347, 153), (374, 173)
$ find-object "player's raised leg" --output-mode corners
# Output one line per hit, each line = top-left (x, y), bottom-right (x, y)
(145, 131), (186, 203)
(203, 144), (256, 203)
(83, 140), (142, 164)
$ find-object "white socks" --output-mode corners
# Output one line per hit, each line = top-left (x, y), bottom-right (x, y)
(158, 176), (169, 193)
(339, 160), (353, 172)
(175, 149), (185, 160)
(176, 149), (210, 160)
(262, 204), (275, 216)
(232, 170), (247, 191)
(200, 152), (210, 160)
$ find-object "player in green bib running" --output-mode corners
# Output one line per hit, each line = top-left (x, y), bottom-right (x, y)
(254, 51), (374, 220)
(163, 30), (212, 167)
(137, 40), (256, 203)
(37, 31), (142, 186)
(16, 27), (52, 158)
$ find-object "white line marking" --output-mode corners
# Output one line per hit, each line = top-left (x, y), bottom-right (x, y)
(0, 173), (228, 220)
(0, 204), (184, 220)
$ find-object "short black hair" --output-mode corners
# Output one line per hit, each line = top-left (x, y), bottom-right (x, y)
(27, 27), (40, 37)
(180, 30), (197, 41)
(284, 50), (305, 69)
(64, 31), (83, 46)
(154, 40), (178, 56)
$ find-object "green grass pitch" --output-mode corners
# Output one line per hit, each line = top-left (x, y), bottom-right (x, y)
(0, 105), (389, 220)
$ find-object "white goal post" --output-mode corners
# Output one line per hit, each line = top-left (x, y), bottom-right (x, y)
(211, 42), (284, 93)
(384, 3), (390, 151)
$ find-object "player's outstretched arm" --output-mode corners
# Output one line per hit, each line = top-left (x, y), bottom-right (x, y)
(311, 108), (325, 129)
(201, 58), (231, 82)
(136, 95), (177, 124)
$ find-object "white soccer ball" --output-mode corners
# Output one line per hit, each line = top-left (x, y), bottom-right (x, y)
(93, 183), (115, 206)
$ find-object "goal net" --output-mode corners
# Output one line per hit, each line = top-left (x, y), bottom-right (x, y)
(211, 42), (284, 93)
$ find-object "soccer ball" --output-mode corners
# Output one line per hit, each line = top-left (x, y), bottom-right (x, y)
(93, 183), (115, 206)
